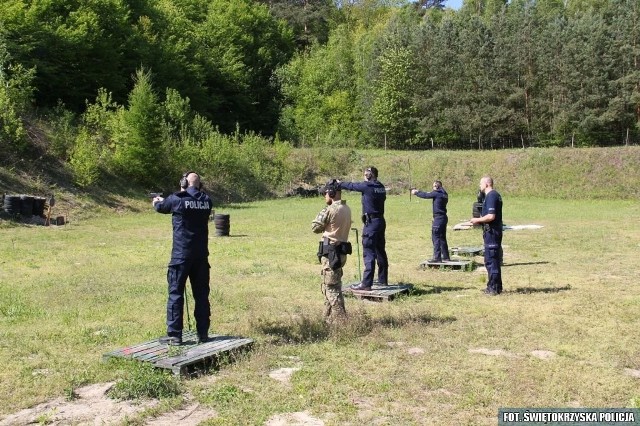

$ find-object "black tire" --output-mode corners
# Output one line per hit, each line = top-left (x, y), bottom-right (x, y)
(32, 197), (46, 216)
(3, 195), (21, 215)
(19, 195), (34, 216)
(472, 202), (483, 218)
(213, 214), (230, 236)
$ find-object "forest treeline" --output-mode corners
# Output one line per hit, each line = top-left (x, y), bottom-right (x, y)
(1, 0), (639, 193)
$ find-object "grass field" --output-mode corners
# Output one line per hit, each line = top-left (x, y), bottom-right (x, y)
(0, 192), (639, 425)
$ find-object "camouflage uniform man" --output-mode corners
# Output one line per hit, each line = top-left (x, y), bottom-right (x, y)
(312, 179), (352, 321)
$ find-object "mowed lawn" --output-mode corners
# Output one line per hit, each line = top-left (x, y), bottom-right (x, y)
(0, 193), (639, 425)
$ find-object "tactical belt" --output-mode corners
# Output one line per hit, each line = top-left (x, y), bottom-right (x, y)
(366, 213), (383, 219)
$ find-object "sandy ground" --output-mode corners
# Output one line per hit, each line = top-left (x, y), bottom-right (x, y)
(0, 383), (217, 426)
(1, 350), (447, 425)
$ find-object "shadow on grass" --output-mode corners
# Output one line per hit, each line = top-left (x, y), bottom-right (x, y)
(373, 312), (456, 328)
(252, 315), (330, 344)
(217, 203), (258, 210)
(411, 285), (473, 296)
(251, 309), (456, 345)
(502, 261), (551, 267)
(510, 285), (572, 294)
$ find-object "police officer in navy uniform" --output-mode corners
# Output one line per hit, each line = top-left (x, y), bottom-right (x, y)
(339, 167), (388, 291)
(153, 172), (213, 345)
(411, 180), (450, 263)
(470, 176), (503, 295)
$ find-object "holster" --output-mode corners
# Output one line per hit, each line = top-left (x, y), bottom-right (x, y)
(340, 242), (352, 255)
(328, 246), (341, 270)
(317, 241), (350, 270)
(361, 214), (368, 225)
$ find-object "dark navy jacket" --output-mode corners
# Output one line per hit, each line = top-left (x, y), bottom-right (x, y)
(482, 190), (503, 231)
(415, 188), (448, 217)
(154, 187), (212, 260)
(339, 180), (386, 215)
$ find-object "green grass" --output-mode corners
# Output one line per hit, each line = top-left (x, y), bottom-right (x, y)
(0, 193), (639, 424)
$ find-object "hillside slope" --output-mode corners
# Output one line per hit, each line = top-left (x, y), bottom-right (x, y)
(1, 146), (639, 223)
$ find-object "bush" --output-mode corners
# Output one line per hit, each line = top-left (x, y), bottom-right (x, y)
(69, 129), (102, 187)
(108, 362), (182, 401)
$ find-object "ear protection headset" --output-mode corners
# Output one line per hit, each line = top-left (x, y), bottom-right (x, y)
(365, 167), (378, 180)
(324, 179), (339, 198)
(180, 171), (194, 189)
(180, 171), (203, 190)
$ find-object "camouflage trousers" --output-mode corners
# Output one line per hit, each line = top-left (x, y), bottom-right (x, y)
(320, 255), (347, 321)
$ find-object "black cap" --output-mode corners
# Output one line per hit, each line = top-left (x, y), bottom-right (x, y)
(323, 179), (340, 195)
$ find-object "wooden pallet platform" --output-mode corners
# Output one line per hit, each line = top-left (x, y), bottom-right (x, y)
(343, 283), (413, 302)
(103, 331), (253, 376)
(419, 259), (474, 271)
(453, 221), (480, 231)
(449, 246), (484, 257)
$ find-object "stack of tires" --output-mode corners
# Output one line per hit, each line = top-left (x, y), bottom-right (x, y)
(32, 197), (46, 216)
(213, 214), (230, 237)
(3, 195), (22, 216)
(19, 195), (34, 217)
(472, 202), (483, 218)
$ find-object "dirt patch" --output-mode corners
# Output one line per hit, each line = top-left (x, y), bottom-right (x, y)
(269, 356), (303, 385)
(407, 347), (425, 355)
(146, 403), (218, 425)
(0, 383), (217, 426)
(264, 410), (325, 425)
(469, 348), (521, 358)
(530, 350), (556, 360)
(624, 368), (640, 379)
(269, 367), (301, 385)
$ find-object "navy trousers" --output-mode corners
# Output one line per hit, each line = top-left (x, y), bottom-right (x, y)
(166, 258), (211, 337)
(362, 218), (388, 286)
(483, 228), (503, 294)
(432, 216), (449, 261)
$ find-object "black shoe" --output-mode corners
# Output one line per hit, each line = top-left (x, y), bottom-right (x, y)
(197, 333), (209, 344)
(482, 289), (498, 296)
(159, 336), (182, 346)
(350, 283), (372, 291)
(427, 258), (442, 263)
(442, 259), (451, 262)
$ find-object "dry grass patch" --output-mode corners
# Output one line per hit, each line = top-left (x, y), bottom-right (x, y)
(1, 194), (639, 425)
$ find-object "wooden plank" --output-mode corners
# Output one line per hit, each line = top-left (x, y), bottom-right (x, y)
(453, 221), (478, 231)
(342, 283), (413, 302)
(449, 246), (484, 257)
(419, 259), (474, 271)
(155, 336), (253, 374)
(103, 331), (254, 376)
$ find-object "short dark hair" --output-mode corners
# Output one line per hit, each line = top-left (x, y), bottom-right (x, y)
(365, 167), (378, 179)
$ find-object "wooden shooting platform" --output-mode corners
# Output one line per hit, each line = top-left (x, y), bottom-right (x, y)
(103, 331), (253, 376)
(453, 221), (478, 231)
(449, 246), (484, 257)
(419, 259), (474, 271)
(343, 283), (413, 302)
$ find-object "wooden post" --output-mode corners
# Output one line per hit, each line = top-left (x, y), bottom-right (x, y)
(45, 205), (51, 226)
